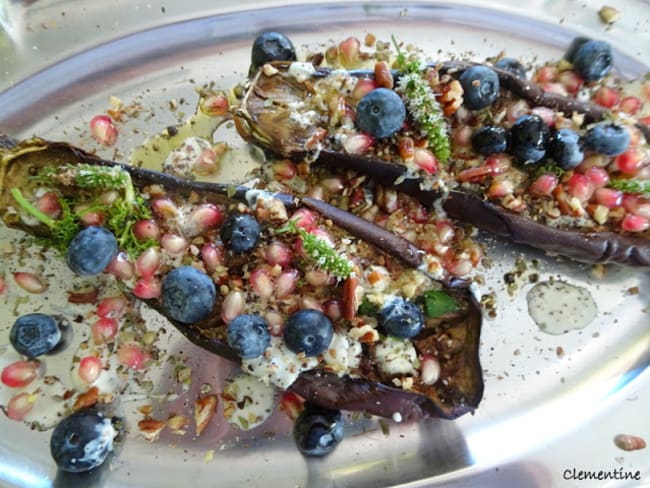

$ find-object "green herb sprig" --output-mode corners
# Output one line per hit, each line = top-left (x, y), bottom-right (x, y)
(608, 178), (650, 196)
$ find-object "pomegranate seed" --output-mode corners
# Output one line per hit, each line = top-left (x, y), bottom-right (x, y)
(132, 278), (162, 299)
(485, 154), (512, 174)
(275, 269), (299, 299)
(420, 355), (441, 385)
(263, 241), (292, 267)
(136, 247), (161, 278)
(619, 96), (643, 115)
(77, 208), (105, 227)
(338, 36), (360, 67)
(7, 392), (36, 421)
(622, 193), (640, 213)
(584, 166), (609, 187)
(14, 272), (48, 294)
(1, 360), (40, 388)
(35, 191), (62, 219)
(91, 317), (119, 344)
(289, 208), (317, 231)
(265, 310), (285, 336)
(150, 197), (179, 219)
(632, 199), (650, 219)
(322, 299), (343, 322)
(133, 219), (161, 241)
(352, 78), (377, 100)
(342, 276), (362, 321)
(615, 148), (644, 175)
(304, 269), (332, 287)
(567, 174), (595, 202)
(414, 148), (438, 174)
(593, 86), (620, 108)
(90, 115), (118, 146)
(487, 179), (514, 199)
(594, 188), (623, 208)
(457, 166), (490, 183)
(531, 106), (555, 127)
(105, 252), (135, 279)
(621, 213), (650, 232)
(78, 356), (103, 384)
(342, 133), (373, 155)
(278, 391), (305, 421)
(534, 65), (557, 83)
(200, 93), (229, 116)
(188, 204), (224, 233)
(221, 290), (246, 323)
(117, 342), (150, 371)
(200, 243), (224, 272)
(542, 82), (568, 97)
(530, 173), (559, 197)
(557, 70), (583, 95)
(161, 233), (188, 255)
(273, 160), (297, 180)
(97, 295), (129, 318)
(250, 268), (274, 298)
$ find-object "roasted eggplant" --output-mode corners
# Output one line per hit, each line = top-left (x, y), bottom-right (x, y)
(234, 60), (650, 266)
(0, 137), (483, 420)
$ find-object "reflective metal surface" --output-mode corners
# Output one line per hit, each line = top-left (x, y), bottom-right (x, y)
(0, 1), (648, 487)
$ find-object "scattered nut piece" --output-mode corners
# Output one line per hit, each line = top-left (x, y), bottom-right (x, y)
(71, 387), (99, 411)
(598, 6), (620, 24)
(614, 434), (646, 451)
(138, 419), (166, 442)
(194, 394), (218, 436)
(167, 414), (189, 434)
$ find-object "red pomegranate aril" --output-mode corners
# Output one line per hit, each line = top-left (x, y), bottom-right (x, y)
(593, 86), (620, 108)
(97, 295), (129, 318)
(133, 278), (162, 299)
(487, 179), (514, 199)
(133, 219), (161, 241)
(622, 193), (640, 213)
(352, 78), (377, 100)
(343, 133), (373, 155)
(14, 272), (48, 294)
(221, 290), (246, 323)
(161, 233), (188, 255)
(322, 299), (343, 322)
(530, 173), (559, 197)
(265, 310), (284, 336)
(264, 241), (292, 267)
(542, 82), (568, 97)
(289, 208), (317, 231)
(77, 208), (105, 227)
(200, 243), (224, 272)
(453, 125), (473, 147)
(594, 188), (623, 209)
(567, 174), (595, 202)
(584, 166), (609, 188)
(117, 342), (150, 371)
(136, 247), (161, 278)
(338, 36), (360, 67)
(189, 204), (224, 232)
(633, 201), (650, 219)
(78, 356), (103, 384)
(531, 106), (556, 126)
(90, 115), (118, 146)
(558, 70), (583, 94)
(420, 355), (441, 385)
(91, 317), (119, 344)
(7, 392), (36, 421)
(273, 160), (297, 180)
(250, 268), (274, 299)
(616, 148), (644, 175)
(435, 221), (455, 244)
(201, 93), (229, 116)
(35, 191), (62, 219)
(485, 154), (511, 175)
(534, 65), (558, 83)
(621, 213), (650, 232)
(414, 148), (438, 174)
(619, 96), (642, 115)
(150, 197), (179, 218)
(105, 252), (135, 280)
(1, 360), (40, 388)
(279, 391), (305, 421)
(275, 269), (299, 299)
(304, 269), (332, 287)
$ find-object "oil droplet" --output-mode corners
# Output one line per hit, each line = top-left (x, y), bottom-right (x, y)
(526, 280), (597, 335)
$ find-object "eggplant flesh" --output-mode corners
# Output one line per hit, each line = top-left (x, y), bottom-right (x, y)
(235, 64), (650, 267)
(0, 137), (484, 420)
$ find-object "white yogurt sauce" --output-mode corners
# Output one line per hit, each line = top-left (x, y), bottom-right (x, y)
(222, 373), (276, 431)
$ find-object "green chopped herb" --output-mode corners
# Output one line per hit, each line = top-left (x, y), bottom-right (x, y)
(608, 178), (650, 196)
(357, 296), (379, 316)
(392, 36), (451, 163)
(421, 290), (458, 318)
(531, 161), (566, 180)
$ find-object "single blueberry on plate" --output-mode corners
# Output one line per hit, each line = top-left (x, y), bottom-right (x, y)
(582, 123), (630, 156)
(571, 40), (613, 82)
(508, 114), (550, 164)
(471, 126), (509, 154)
(251, 32), (297, 71)
(161, 266), (216, 324)
(547, 128), (584, 169)
(50, 409), (117, 473)
(220, 213), (261, 253)
(355, 88), (406, 139)
(378, 296), (425, 339)
(65, 226), (118, 276)
(293, 403), (344, 457)
(494, 57), (527, 80)
(227, 314), (271, 359)
(458, 65), (500, 110)
(564, 36), (591, 63)
(10, 313), (62, 358)
(283, 309), (333, 357)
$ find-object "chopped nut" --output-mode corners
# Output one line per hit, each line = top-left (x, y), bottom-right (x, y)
(598, 6), (620, 24)
(167, 414), (189, 433)
(614, 434), (646, 451)
(138, 419), (166, 442)
(194, 394), (218, 436)
(71, 387), (99, 411)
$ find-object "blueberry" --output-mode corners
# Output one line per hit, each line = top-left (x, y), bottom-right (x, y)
(220, 213), (261, 253)
(564, 36), (591, 63)
(251, 32), (297, 71)
(293, 403), (344, 457)
(508, 114), (550, 164)
(50, 409), (117, 473)
(494, 58), (527, 80)
(65, 226), (118, 276)
(547, 128), (584, 169)
(458, 66), (500, 110)
(355, 88), (406, 139)
(161, 266), (216, 324)
(283, 309), (333, 357)
(582, 123), (630, 156)
(227, 314), (270, 359)
(10, 313), (63, 358)
(571, 40), (613, 82)
(471, 126), (509, 155)
(378, 297), (424, 339)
